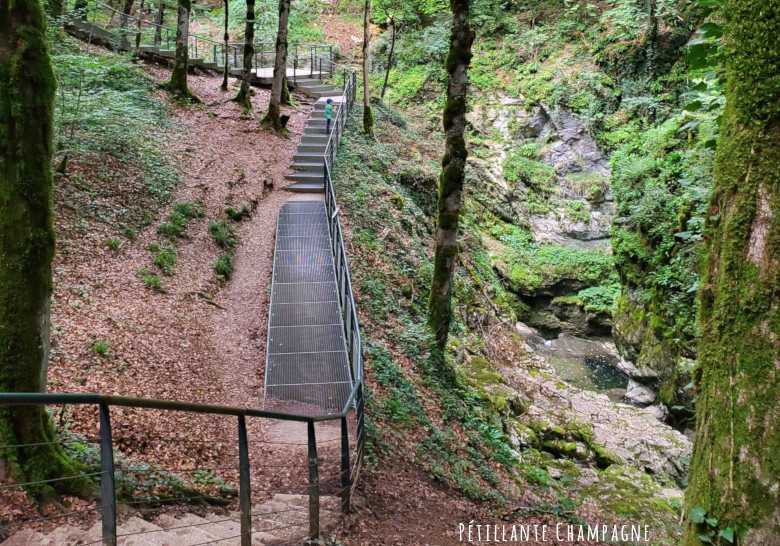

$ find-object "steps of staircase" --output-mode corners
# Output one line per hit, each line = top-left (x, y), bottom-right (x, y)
(283, 181), (325, 193)
(293, 152), (326, 162)
(285, 172), (324, 183)
(158, 49), (175, 57)
(297, 144), (327, 153)
(291, 161), (325, 172)
(139, 45), (159, 53)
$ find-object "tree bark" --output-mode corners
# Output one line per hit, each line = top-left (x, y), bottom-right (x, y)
(684, 0), (780, 543)
(261, 0), (290, 132)
(154, 0), (164, 45)
(0, 0), (91, 494)
(164, 0), (199, 101)
(380, 15), (396, 100)
(120, 0), (134, 28)
(220, 0), (229, 90)
(134, 0), (145, 53)
(361, 0), (373, 136)
(233, 0), (255, 110)
(427, 0), (474, 347)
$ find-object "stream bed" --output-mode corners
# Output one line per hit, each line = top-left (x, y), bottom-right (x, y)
(516, 323), (629, 402)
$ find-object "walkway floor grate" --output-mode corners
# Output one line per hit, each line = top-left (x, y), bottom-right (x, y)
(264, 200), (352, 413)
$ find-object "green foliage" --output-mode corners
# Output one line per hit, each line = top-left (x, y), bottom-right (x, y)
(214, 253), (233, 280)
(104, 238), (121, 251)
(51, 37), (179, 205)
(173, 202), (204, 219)
(205, 0), (325, 43)
(139, 268), (164, 292)
(157, 212), (189, 238)
(152, 245), (177, 276)
(502, 153), (556, 190)
(209, 220), (237, 249)
(92, 339), (110, 356)
(225, 204), (252, 221)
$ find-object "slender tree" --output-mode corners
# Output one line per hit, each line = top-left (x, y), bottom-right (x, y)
(0, 0), (91, 494)
(134, 0), (146, 53)
(261, 0), (291, 132)
(154, 0), (164, 45)
(120, 0), (134, 28)
(220, 0), (229, 91)
(233, 0), (255, 110)
(380, 13), (396, 100)
(427, 0), (473, 346)
(684, 1), (780, 543)
(361, 0), (374, 136)
(164, 0), (199, 101)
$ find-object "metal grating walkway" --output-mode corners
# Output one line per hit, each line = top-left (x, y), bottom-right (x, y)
(264, 200), (353, 412)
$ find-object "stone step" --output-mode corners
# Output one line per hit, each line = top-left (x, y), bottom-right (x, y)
(293, 152), (325, 162)
(202, 61), (219, 69)
(283, 182), (325, 193)
(285, 172), (324, 183)
(310, 89), (343, 99)
(156, 514), (222, 544)
(158, 49), (175, 58)
(297, 143), (327, 153)
(189, 57), (204, 66)
(290, 161), (325, 172)
(139, 45), (159, 53)
(301, 135), (329, 144)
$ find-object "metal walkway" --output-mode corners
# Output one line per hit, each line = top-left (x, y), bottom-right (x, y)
(264, 200), (353, 412)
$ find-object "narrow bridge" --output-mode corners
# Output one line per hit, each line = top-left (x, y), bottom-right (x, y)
(0, 3), (364, 544)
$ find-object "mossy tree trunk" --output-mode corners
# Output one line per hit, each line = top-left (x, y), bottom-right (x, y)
(281, 75), (291, 105)
(0, 0), (92, 496)
(261, 0), (290, 132)
(361, 0), (373, 137)
(164, 0), (199, 101)
(233, 0), (255, 110)
(220, 0), (229, 91)
(684, 0), (780, 543)
(427, 0), (473, 347)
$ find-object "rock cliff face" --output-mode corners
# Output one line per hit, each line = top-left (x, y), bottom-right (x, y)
(466, 94), (616, 339)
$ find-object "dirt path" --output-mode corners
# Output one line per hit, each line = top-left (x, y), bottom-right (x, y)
(48, 67), (323, 476)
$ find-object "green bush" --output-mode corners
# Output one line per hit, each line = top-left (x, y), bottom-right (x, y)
(93, 339), (110, 356)
(157, 212), (189, 238)
(152, 245), (177, 276)
(139, 268), (164, 292)
(502, 153), (556, 190)
(209, 220), (237, 249)
(105, 238), (121, 251)
(225, 205), (252, 221)
(214, 253), (233, 280)
(173, 202), (204, 219)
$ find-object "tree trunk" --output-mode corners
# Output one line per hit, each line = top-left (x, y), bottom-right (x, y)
(684, 1), (780, 543)
(46, 0), (62, 18)
(261, 0), (290, 133)
(361, 0), (373, 136)
(120, 0), (134, 28)
(164, 0), (199, 102)
(427, 0), (474, 347)
(380, 15), (396, 100)
(0, 0), (92, 495)
(220, 0), (229, 90)
(134, 0), (145, 53)
(233, 0), (255, 110)
(281, 75), (291, 105)
(154, 0), (164, 45)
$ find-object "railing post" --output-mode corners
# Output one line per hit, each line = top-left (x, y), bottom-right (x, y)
(340, 417), (351, 514)
(307, 421), (320, 541)
(238, 415), (252, 546)
(99, 403), (117, 546)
